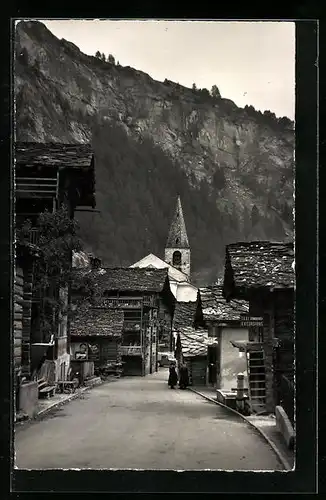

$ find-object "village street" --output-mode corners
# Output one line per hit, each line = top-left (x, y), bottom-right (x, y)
(15, 369), (283, 471)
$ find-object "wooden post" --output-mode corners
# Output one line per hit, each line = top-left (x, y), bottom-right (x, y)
(140, 298), (144, 376)
(264, 300), (276, 413)
(236, 373), (245, 399)
(236, 372), (246, 413)
(21, 265), (34, 378)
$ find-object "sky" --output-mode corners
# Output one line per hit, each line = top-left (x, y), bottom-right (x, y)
(37, 20), (295, 120)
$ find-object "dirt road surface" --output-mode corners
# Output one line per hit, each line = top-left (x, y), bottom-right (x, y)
(15, 369), (283, 470)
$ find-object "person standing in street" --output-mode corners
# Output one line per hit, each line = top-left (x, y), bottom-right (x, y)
(168, 362), (178, 389)
(178, 363), (189, 389)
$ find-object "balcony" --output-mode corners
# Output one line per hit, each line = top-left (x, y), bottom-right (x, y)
(29, 228), (39, 245)
(98, 296), (157, 309)
(120, 345), (142, 356)
(16, 175), (58, 200)
(143, 296), (157, 308)
(101, 297), (143, 309)
(123, 320), (141, 332)
(17, 227), (40, 246)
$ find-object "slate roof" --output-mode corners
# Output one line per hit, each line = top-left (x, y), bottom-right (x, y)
(15, 142), (96, 208)
(15, 142), (94, 169)
(175, 327), (215, 358)
(173, 301), (198, 330)
(70, 308), (124, 337)
(74, 267), (170, 293)
(200, 285), (249, 322)
(166, 196), (190, 249)
(224, 241), (295, 292)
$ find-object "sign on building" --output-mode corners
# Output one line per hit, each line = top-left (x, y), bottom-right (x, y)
(240, 315), (264, 327)
(71, 342), (89, 360)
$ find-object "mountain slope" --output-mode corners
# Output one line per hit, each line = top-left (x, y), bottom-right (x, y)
(14, 20), (294, 286)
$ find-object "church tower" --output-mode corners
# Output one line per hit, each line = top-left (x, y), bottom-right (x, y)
(165, 196), (191, 278)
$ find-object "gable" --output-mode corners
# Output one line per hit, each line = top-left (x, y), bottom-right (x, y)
(130, 253), (189, 282)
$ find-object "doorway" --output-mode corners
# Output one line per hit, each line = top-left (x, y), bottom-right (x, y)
(207, 345), (217, 385)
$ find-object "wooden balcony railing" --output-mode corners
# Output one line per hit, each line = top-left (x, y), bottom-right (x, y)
(16, 176), (58, 199)
(97, 296), (157, 309)
(101, 297), (143, 309)
(123, 320), (141, 332)
(17, 227), (40, 245)
(143, 296), (157, 308)
(120, 345), (142, 356)
(29, 228), (39, 245)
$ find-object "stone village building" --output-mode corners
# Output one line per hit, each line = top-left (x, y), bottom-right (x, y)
(14, 142), (96, 417)
(222, 241), (295, 420)
(199, 285), (249, 390)
(131, 196), (198, 303)
(172, 293), (218, 386)
(70, 308), (124, 382)
(174, 327), (214, 386)
(71, 265), (176, 377)
(172, 288), (249, 390)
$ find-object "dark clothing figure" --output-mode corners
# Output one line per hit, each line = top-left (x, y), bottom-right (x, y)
(179, 364), (189, 389)
(168, 365), (178, 389)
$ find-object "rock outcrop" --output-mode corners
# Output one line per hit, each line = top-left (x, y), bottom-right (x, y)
(14, 20), (294, 285)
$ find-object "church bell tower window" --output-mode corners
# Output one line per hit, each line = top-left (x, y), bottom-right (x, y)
(172, 250), (182, 268)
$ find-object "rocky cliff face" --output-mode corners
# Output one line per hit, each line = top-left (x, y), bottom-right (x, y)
(14, 20), (294, 285)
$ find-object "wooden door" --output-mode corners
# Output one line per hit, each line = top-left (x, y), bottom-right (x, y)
(208, 345), (217, 385)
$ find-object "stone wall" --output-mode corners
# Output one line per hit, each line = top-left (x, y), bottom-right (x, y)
(264, 341), (275, 413)
(165, 248), (191, 278)
(220, 327), (249, 391)
(18, 380), (38, 417)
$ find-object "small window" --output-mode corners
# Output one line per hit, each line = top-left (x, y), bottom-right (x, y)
(172, 250), (182, 267)
(176, 237), (179, 245)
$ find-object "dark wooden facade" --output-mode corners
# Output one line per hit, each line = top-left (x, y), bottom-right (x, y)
(15, 243), (41, 377)
(248, 288), (294, 421)
(14, 242), (41, 417)
(14, 266), (24, 377)
(15, 142), (96, 383)
(158, 296), (174, 353)
(72, 267), (176, 377)
(93, 293), (160, 377)
(223, 241), (295, 417)
(186, 357), (207, 386)
(174, 327), (210, 386)
(70, 309), (124, 378)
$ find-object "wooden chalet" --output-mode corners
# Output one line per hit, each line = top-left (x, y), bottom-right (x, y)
(70, 308), (124, 381)
(174, 327), (215, 386)
(15, 141), (95, 222)
(172, 292), (205, 342)
(14, 240), (41, 419)
(72, 267), (176, 377)
(223, 241), (295, 419)
(200, 285), (249, 389)
(15, 142), (96, 388)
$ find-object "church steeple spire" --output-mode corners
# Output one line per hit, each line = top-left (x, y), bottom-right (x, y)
(165, 196), (191, 278)
(166, 195), (190, 249)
